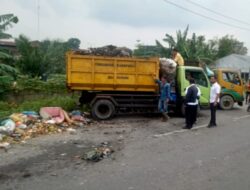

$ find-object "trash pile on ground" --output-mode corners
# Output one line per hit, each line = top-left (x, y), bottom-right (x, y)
(73, 45), (133, 57)
(82, 142), (114, 162)
(0, 107), (91, 148)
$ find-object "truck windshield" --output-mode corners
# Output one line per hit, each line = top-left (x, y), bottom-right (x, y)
(222, 72), (241, 86)
(185, 70), (208, 87)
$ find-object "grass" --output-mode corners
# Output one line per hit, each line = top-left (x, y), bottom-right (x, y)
(14, 74), (67, 93)
(0, 95), (78, 119)
(0, 74), (91, 119)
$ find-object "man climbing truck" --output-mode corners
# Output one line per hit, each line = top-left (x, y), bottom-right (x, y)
(66, 51), (210, 120)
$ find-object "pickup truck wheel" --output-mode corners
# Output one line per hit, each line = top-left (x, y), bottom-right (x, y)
(219, 95), (234, 110)
(92, 99), (115, 120)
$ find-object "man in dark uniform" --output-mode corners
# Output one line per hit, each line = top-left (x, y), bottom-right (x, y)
(183, 78), (200, 129)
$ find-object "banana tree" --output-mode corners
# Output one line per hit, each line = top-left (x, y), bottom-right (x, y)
(0, 14), (18, 95)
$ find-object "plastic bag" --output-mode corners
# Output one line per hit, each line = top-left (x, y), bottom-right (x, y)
(0, 119), (16, 134)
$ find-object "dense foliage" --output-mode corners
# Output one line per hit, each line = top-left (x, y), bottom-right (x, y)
(134, 26), (248, 64)
(0, 14), (18, 95)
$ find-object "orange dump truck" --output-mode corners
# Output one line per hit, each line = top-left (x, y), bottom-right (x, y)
(66, 51), (210, 119)
(66, 51), (160, 119)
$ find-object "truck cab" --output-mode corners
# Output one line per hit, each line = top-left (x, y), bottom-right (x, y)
(214, 68), (244, 109)
(176, 66), (210, 115)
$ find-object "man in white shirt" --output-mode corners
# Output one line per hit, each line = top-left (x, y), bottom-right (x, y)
(208, 76), (221, 128)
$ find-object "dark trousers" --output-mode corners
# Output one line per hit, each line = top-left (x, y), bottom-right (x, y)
(209, 103), (217, 126)
(246, 92), (250, 103)
(185, 105), (197, 129)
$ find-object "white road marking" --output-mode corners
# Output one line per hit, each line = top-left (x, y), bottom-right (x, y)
(153, 124), (207, 138)
(154, 114), (250, 138)
(233, 114), (250, 121)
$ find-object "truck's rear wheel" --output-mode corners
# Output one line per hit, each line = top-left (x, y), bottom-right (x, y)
(219, 95), (234, 110)
(92, 99), (115, 120)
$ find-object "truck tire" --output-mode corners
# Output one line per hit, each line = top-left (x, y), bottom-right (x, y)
(219, 95), (234, 110)
(92, 99), (115, 120)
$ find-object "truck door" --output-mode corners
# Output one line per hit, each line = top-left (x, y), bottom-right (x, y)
(185, 69), (210, 106)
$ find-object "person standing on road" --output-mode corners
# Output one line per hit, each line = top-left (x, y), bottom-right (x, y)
(172, 48), (184, 66)
(208, 76), (221, 128)
(183, 78), (200, 129)
(245, 79), (250, 104)
(155, 75), (171, 122)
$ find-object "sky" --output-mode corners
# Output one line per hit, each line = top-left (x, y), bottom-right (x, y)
(1, 0), (250, 54)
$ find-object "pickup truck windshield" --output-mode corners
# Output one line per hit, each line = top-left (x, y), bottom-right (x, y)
(185, 70), (208, 87)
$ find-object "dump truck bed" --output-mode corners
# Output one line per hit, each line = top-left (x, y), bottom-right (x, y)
(66, 52), (159, 92)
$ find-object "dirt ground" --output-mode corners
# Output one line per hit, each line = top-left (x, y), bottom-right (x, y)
(0, 114), (191, 182)
(1, 107), (250, 190)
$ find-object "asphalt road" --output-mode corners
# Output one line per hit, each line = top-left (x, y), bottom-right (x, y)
(1, 106), (250, 190)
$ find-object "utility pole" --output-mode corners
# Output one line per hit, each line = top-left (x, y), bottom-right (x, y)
(37, 0), (40, 41)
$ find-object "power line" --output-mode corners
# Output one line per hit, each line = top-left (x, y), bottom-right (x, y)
(185, 0), (250, 26)
(162, 0), (250, 31)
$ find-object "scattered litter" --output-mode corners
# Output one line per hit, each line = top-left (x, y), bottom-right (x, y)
(67, 128), (77, 135)
(82, 142), (114, 162)
(0, 108), (92, 148)
(22, 172), (31, 178)
(16, 123), (27, 129)
(0, 142), (11, 152)
(40, 107), (73, 124)
(9, 113), (27, 123)
(0, 119), (16, 135)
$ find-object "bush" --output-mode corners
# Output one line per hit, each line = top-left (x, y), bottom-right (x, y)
(0, 76), (13, 95)
(0, 96), (77, 119)
(15, 75), (67, 93)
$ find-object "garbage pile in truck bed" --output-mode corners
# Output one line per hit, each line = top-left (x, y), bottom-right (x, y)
(73, 45), (133, 57)
(0, 107), (91, 151)
(73, 45), (177, 78)
(159, 58), (177, 80)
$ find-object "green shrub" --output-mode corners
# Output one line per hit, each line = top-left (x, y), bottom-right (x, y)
(0, 96), (77, 119)
(15, 75), (67, 93)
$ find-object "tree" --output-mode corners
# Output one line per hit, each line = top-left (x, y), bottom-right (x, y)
(39, 38), (80, 74)
(0, 14), (18, 66)
(0, 14), (18, 39)
(67, 38), (81, 49)
(185, 33), (217, 63)
(15, 35), (50, 77)
(0, 14), (18, 95)
(16, 37), (80, 76)
(156, 26), (216, 63)
(154, 26), (248, 64)
(133, 40), (163, 57)
(215, 35), (248, 58)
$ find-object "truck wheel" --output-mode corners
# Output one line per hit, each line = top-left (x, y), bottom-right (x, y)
(92, 99), (115, 120)
(219, 95), (234, 110)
